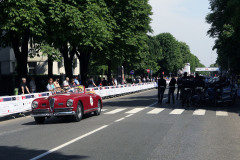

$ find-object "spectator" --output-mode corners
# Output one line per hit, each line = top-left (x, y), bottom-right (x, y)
(30, 77), (36, 93)
(88, 77), (97, 87)
(112, 78), (116, 86)
(63, 77), (70, 89)
(70, 79), (77, 88)
(46, 78), (55, 91)
(102, 77), (108, 86)
(114, 78), (118, 86)
(74, 76), (80, 85)
(19, 78), (30, 94)
(96, 77), (102, 86)
(142, 77), (146, 83)
(54, 78), (61, 91)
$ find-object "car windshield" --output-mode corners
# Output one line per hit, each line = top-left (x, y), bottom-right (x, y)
(55, 85), (85, 94)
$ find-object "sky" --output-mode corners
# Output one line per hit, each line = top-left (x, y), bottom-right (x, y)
(148, 0), (217, 67)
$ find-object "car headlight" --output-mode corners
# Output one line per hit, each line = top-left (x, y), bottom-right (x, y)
(67, 99), (73, 107)
(32, 101), (38, 109)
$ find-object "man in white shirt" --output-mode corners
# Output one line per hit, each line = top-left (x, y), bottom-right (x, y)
(63, 77), (70, 88)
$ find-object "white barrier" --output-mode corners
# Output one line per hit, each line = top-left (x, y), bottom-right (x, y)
(0, 82), (157, 117)
(0, 92), (52, 117)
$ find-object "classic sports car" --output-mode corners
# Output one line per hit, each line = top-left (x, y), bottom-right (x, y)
(31, 86), (102, 124)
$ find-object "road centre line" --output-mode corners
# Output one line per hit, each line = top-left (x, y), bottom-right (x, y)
(30, 125), (108, 160)
(115, 117), (125, 122)
(125, 114), (134, 118)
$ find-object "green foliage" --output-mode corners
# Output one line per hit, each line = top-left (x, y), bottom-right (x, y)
(0, 0), (205, 80)
(154, 33), (183, 75)
(40, 44), (61, 62)
(206, 0), (240, 73)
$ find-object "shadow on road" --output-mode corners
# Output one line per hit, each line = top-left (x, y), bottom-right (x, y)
(22, 113), (98, 126)
(0, 146), (89, 160)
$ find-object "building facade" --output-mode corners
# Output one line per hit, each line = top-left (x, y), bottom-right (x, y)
(0, 47), (80, 75)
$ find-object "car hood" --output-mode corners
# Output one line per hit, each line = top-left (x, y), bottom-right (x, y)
(48, 93), (82, 101)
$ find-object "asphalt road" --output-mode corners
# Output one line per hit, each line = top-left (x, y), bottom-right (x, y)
(1, 89), (240, 160)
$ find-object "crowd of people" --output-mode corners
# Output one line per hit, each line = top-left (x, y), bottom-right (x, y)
(158, 72), (240, 107)
(18, 73), (240, 96)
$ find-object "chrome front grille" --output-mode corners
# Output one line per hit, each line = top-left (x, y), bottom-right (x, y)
(49, 98), (55, 111)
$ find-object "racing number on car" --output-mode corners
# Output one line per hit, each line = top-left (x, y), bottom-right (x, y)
(90, 96), (93, 106)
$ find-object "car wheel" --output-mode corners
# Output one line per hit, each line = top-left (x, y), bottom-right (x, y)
(72, 101), (83, 122)
(34, 117), (45, 124)
(94, 100), (101, 116)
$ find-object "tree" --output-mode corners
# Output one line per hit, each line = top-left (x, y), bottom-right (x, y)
(206, 0), (240, 73)
(40, 44), (61, 77)
(155, 33), (184, 75)
(0, 0), (46, 79)
(103, 0), (152, 80)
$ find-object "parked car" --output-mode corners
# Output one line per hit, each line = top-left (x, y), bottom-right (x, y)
(31, 86), (102, 124)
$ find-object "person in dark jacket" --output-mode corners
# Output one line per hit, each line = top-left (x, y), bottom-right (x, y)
(181, 72), (194, 107)
(166, 76), (177, 104)
(158, 74), (166, 104)
(176, 75), (183, 100)
(101, 77), (108, 86)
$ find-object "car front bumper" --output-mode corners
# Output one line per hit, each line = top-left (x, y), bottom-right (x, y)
(32, 108), (75, 117)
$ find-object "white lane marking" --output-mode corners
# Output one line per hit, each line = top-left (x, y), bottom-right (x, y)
(101, 109), (108, 112)
(145, 102), (158, 109)
(169, 109), (185, 115)
(125, 114), (134, 118)
(30, 125), (108, 160)
(193, 109), (206, 116)
(104, 108), (126, 114)
(115, 117), (125, 122)
(125, 108), (145, 114)
(147, 108), (165, 114)
(216, 111), (228, 116)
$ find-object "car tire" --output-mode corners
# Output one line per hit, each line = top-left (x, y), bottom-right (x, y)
(94, 100), (102, 116)
(34, 117), (45, 124)
(72, 101), (83, 122)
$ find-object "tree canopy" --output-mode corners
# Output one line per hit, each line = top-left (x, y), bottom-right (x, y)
(206, 0), (240, 74)
(0, 0), (204, 82)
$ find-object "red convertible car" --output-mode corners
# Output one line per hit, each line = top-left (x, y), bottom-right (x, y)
(31, 86), (102, 124)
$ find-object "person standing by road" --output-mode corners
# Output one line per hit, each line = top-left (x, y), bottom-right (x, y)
(63, 77), (70, 89)
(88, 77), (97, 88)
(158, 74), (166, 104)
(54, 78), (61, 91)
(46, 78), (55, 91)
(30, 77), (36, 93)
(166, 75), (177, 104)
(19, 78), (30, 94)
(176, 75), (183, 100)
(101, 77), (108, 86)
(182, 72), (194, 107)
(74, 76), (80, 85)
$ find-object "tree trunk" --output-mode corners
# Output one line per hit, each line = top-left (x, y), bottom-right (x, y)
(11, 31), (29, 81)
(48, 55), (53, 78)
(60, 44), (75, 80)
(107, 59), (112, 81)
(76, 47), (92, 86)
